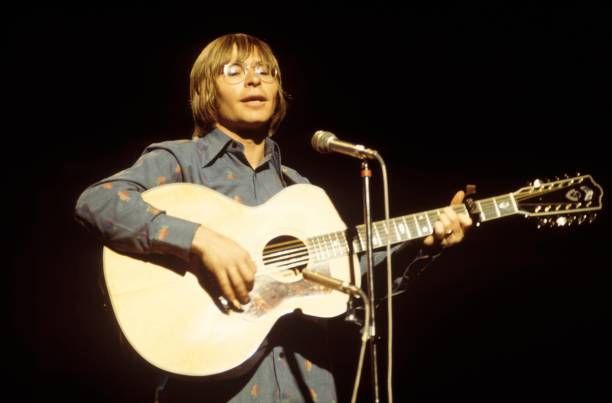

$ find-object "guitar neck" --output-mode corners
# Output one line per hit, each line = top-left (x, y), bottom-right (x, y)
(306, 193), (518, 261)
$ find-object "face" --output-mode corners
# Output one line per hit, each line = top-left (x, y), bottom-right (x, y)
(214, 47), (279, 134)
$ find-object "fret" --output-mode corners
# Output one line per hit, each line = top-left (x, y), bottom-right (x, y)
(318, 235), (327, 260)
(476, 195), (517, 222)
(311, 236), (325, 261)
(326, 234), (335, 258)
(372, 223), (382, 247)
(305, 239), (316, 262)
(400, 215), (414, 240)
(330, 233), (338, 257)
(425, 213), (433, 234)
(427, 210), (441, 231)
(378, 221), (389, 244)
(391, 218), (401, 243)
(354, 228), (366, 253)
(324, 234), (333, 258)
(475, 200), (485, 221)
(407, 215), (419, 239)
(310, 192), (521, 264)
(509, 193), (518, 214)
(317, 235), (327, 260)
(493, 197), (501, 217)
(495, 195), (517, 216)
(396, 217), (408, 239)
(415, 213), (432, 236)
(375, 220), (395, 246)
(330, 233), (341, 257)
(333, 232), (348, 257)
(340, 232), (349, 254)
(479, 199), (498, 221)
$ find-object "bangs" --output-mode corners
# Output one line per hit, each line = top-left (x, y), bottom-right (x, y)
(211, 35), (278, 73)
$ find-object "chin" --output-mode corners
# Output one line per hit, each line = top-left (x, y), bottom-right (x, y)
(243, 114), (273, 125)
(237, 119), (270, 132)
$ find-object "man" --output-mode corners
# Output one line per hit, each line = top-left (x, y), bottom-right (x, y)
(75, 33), (471, 402)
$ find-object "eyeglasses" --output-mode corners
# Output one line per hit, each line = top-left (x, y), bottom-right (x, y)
(221, 62), (278, 85)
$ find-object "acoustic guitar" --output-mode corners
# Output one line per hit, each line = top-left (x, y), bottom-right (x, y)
(102, 174), (603, 377)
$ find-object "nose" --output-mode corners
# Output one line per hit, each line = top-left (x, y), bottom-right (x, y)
(244, 67), (261, 86)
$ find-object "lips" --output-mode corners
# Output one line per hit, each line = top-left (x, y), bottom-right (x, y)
(240, 95), (267, 102)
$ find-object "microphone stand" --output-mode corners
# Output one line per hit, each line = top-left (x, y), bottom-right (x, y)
(302, 270), (371, 403)
(361, 160), (380, 403)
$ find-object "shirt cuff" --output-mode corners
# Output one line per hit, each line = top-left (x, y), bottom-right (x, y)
(149, 214), (201, 261)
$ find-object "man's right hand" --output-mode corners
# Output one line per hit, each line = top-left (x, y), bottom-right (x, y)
(191, 225), (256, 309)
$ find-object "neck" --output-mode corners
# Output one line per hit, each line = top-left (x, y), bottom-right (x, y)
(215, 124), (268, 169)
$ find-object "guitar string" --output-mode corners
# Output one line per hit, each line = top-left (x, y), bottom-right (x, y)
(255, 185), (584, 277)
(263, 245), (309, 260)
(263, 255), (308, 265)
(514, 181), (581, 200)
(258, 209), (457, 276)
(263, 238), (306, 251)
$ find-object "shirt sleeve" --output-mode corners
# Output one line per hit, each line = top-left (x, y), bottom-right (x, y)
(74, 147), (201, 261)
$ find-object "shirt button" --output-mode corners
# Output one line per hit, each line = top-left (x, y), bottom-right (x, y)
(278, 352), (285, 359)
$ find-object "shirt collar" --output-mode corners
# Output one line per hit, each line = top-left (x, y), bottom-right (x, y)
(197, 128), (281, 168)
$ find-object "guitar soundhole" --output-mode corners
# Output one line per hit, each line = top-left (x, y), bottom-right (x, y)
(262, 235), (309, 281)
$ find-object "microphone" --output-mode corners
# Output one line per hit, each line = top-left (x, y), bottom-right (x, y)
(302, 269), (361, 295)
(311, 130), (377, 160)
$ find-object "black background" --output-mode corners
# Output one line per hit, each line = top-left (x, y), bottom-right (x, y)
(7, 5), (610, 402)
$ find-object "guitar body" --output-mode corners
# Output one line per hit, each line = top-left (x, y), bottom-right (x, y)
(103, 183), (360, 377)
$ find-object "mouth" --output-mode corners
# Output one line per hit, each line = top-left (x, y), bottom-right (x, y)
(240, 95), (267, 103)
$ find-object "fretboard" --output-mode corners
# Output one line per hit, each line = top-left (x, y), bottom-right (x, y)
(304, 193), (518, 262)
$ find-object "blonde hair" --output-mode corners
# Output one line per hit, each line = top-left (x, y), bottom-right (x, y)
(189, 33), (287, 138)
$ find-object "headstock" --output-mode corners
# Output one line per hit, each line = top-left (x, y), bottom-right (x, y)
(513, 174), (603, 228)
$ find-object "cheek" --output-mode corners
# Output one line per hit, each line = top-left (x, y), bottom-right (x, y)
(216, 88), (238, 112)
(215, 79), (238, 104)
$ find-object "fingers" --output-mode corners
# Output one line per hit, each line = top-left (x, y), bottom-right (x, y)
(458, 212), (473, 228)
(211, 259), (255, 309)
(213, 269), (240, 310)
(237, 261), (256, 291)
(424, 208), (454, 247)
(426, 198), (473, 248)
(442, 206), (467, 244)
(433, 218), (449, 241)
(423, 234), (435, 247)
(194, 227), (257, 310)
(450, 190), (473, 227)
(450, 190), (465, 205)
(226, 265), (251, 305)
